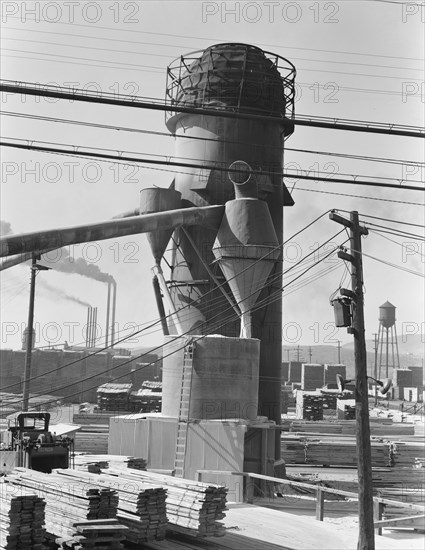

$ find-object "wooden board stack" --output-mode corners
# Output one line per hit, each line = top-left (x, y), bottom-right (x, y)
(295, 393), (323, 421)
(390, 441), (425, 468)
(281, 419), (415, 437)
(0, 488), (47, 550)
(73, 433), (109, 454)
(55, 519), (127, 550)
(93, 466), (228, 538)
(53, 469), (168, 544)
(73, 454), (147, 472)
(281, 435), (393, 467)
(5, 469), (121, 545)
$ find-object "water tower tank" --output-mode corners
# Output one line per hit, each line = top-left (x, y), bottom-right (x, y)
(379, 301), (396, 328)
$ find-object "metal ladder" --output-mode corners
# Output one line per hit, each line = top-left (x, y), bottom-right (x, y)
(174, 342), (194, 478)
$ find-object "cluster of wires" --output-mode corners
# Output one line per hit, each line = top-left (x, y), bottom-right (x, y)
(1, 213), (351, 407)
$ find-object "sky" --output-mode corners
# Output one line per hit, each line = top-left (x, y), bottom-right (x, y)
(0, 0), (424, 354)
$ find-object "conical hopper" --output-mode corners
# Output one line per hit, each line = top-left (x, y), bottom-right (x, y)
(213, 198), (280, 338)
(218, 256), (276, 337)
(140, 188), (181, 263)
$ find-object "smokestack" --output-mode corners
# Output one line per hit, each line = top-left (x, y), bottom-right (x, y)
(85, 307), (90, 348)
(111, 281), (117, 348)
(105, 282), (111, 347)
(93, 307), (98, 347)
(22, 326), (35, 351)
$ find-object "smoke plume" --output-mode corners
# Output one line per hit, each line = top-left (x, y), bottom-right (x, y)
(41, 247), (115, 283)
(0, 220), (12, 236)
(38, 279), (92, 307)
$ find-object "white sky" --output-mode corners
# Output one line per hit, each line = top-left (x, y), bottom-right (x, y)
(0, 0), (424, 352)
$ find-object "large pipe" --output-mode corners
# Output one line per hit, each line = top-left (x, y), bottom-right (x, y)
(152, 274), (170, 336)
(152, 264), (184, 335)
(0, 206), (224, 258)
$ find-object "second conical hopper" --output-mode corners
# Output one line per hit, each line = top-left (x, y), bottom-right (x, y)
(213, 198), (280, 338)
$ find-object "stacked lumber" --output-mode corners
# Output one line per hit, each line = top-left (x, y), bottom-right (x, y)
(97, 383), (132, 412)
(372, 467), (425, 489)
(55, 520), (127, 549)
(54, 469), (167, 544)
(73, 454), (147, 472)
(0, 488), (46, 550)
(6, 469), (119, 542)
(73, 432), (109, 454)
(279, 436), (307, 464)
(95, 466), (228, 537)
(281, 435), (393, 467)
(295, 392), (323, 421)
(72, 412), (112, 453)
(321, 393), (338, 410)
(282, 419), (414, 437)
(306, 439), (391, 467)
(390, 441), (425, 468)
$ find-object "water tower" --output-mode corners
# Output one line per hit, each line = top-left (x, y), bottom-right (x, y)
(377, 301), (400, 378)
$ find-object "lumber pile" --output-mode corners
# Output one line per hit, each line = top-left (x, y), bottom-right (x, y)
(54, 469), (167, 544)
(5, 468), (121, 545)
(88, 466), (228, 537)
(372, 467), (425, 490)
(54, 519), (127, 549)
(281, 419), (414, 437)
(301, 364), (324, 391)
(390, 441), (425, 468)
(73, 432), (109, 454)
(97, 383), (132, 412)
(74, 454), (147, 472)
(281, 435), (393, 467)
(295, 392), (323, 421)
(0, 488), (47, 550)
(281, 433), (422, 468)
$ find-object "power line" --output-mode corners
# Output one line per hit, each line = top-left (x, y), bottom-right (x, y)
(1, 217), (339, 392)
(2, 27), (422, 71)
(1, 80), (423, 137)
(2, 236), (347, 404)
(370, 230), (425, 259)
(359, 221), (425, 240)
(3, 41), (423, 82)
(2, 110), (422, 168)
(292, 187), (423, 206)
(4, 18), (422, 63)
(2, 139), (423, 193)
(352, 212), (425, 228)
(354, 249), (425, 277)
(3, 31), (422, 76)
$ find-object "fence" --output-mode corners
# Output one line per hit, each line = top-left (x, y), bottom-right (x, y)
(196, 469), (425, 535)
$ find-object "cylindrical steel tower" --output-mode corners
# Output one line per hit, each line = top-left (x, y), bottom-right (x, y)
(165, 43), (296, 425)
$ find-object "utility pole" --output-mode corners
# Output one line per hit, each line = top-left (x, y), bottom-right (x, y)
(22, 255), (50, 412)
(330, 210), (374, 550)
(22, 255), (37, 412)
(308, 346), (312, 362)
(373, 333), (379, 407)
(337, 340), (341, 363)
